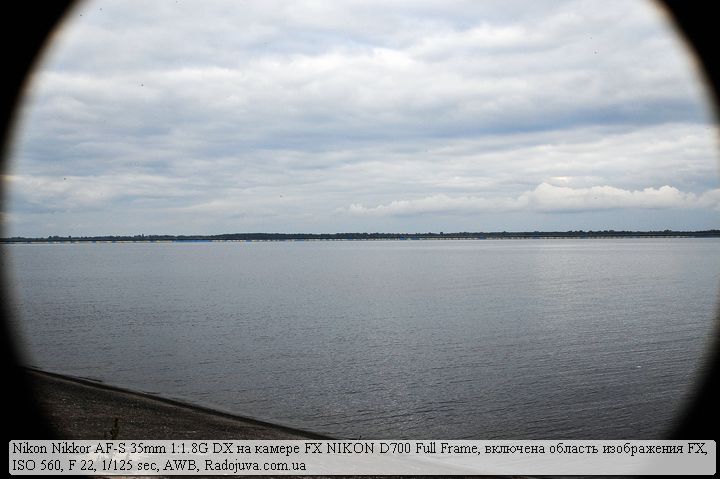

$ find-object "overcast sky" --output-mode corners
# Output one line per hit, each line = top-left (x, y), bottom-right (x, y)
(3, 0), (719, 236)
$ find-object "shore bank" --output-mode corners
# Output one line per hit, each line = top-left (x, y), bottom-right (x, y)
(25, 368), (328, 440)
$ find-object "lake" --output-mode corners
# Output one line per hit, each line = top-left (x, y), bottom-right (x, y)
(3, 239), (718, 439)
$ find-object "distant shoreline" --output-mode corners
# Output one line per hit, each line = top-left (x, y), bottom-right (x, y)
(3, 230), (719, 243)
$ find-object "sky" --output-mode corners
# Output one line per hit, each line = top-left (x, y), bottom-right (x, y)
(2, 0), (719, 236)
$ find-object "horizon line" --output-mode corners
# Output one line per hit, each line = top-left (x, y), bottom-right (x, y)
(3, 229), (720, 242)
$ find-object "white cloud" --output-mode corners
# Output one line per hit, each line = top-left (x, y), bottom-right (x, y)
(345, 183), (720, 216)
(525, 183), (717, 212)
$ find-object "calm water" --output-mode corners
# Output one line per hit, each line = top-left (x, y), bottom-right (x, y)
(3, 239), (719, 439)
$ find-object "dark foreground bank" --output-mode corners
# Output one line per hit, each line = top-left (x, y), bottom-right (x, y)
(26, 368), (327, 440)
(22, 368), (531, 477)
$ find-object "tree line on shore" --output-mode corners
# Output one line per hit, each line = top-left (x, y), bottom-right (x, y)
(2, 230), (719, 243)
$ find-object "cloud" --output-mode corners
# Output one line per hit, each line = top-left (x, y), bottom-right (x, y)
(345, 183), (720, 216)
(3, 0), (719, 236)
(526, 183), (720, 212)
(3, 173), (191, 212)
(19, 0), (710, 153)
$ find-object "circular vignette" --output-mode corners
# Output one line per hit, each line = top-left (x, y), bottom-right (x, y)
(654, 0), (719, 441)
(0, 1), (717, 443)
(1, 1), (77, 441)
